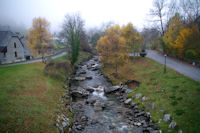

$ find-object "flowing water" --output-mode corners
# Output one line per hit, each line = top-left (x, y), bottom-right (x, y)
(71, 56), (144, 133)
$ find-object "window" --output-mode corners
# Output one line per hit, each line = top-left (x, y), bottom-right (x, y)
(14, 42), (16, 48)
(3, 52), (6, 57)
(15, 52), (17, 57)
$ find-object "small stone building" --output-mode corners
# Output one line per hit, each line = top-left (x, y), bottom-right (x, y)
(0, 31), (32, 64)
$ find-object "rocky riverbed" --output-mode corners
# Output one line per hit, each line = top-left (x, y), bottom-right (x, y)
(68, 56), (161, 133)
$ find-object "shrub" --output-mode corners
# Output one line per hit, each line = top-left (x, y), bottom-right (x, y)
(44, 61), (72, 80)
(174, 109), (184, 116)
(185, 49), (197, 61)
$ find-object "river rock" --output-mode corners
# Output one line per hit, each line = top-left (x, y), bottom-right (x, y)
(85, 86), (94, 92)
(104, 85), (121, 94)
(74, 77), (86, 81)
(168, 120), (176, 129)
(86, 76), (93, 80)
(132, 127), (143, 133)
(79, 70), (86, 74)
(86, 98), (96, 105)
(71, 87), (89, 98)
(163, 114), (170, 122)
(135, 93), (142, 99)
(124, 98), (132, 105)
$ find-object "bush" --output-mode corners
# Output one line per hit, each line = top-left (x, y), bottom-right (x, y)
(185, 49), (197, 61)
(44, 61), (72, 80)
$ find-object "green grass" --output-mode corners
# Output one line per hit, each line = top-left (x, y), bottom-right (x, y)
(0, 51), (92, 133)
(102, 57), (200, 133)
(0, 62), (66, 133)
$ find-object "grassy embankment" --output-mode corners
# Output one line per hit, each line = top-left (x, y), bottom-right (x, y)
(102, 57), (200, 133)
(0, 51), (92, 133)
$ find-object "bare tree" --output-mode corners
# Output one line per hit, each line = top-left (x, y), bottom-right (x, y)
(61, 13), (84, 65)
(150, 0), (167, 36)
(179, 0), (200, 22)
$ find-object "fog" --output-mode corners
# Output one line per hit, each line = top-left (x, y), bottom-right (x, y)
(0, 0), (153, 33)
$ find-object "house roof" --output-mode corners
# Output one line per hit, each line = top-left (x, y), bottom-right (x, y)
(0, 31), (15, 47)
(0, 31), (32, 56)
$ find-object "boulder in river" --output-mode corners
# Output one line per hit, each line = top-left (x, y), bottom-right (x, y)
(73, 77), (86, 81)
(104, 85), (122, 94)
(85, 86), (95, 93)
(71, 87), (89, 98)
(124, 98), (132, 105)
(86, 76), (93, 80)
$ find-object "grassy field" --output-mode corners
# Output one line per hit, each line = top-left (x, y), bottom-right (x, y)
(0, 51), (92, 133)
(0, 63), (65, 133)
(102, 57), (200, 133)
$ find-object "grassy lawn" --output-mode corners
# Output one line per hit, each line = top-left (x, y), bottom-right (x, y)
(102, 57), (200, 133)
(0, 51), (92, 133)
(0, 63), (65, 133)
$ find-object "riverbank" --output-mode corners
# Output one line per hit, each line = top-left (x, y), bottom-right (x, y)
(101, 57), (200, 133)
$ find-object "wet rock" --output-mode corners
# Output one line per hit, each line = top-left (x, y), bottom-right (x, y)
(71, 87), (89, 98)
(132, 127), (143, 133)
(168, 120), (176, 129)
(79, 70), (86, 74)
(86, 98), (96, 105)
(93, 84), (99, 88)
(62, 121), (69, 127)
(133, 122), (142, 126)
(124, 98), (132, 105)
(148, 103), (155, 110)
(104, 85), (121, 94)
(91, 67), (98, 71)
(94, 107), (103, 111)
(85, 86), (95, 93)
(73, 76), (86, 81)
(131, 102), (137, 107)
(163, 114), (170, 122)
(135, 111), (145, 117)
(86, 76), (93, 80)
(135, 93), (142, 99)
(109, 125), (115, 129)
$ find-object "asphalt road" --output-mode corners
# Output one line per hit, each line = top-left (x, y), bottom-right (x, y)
(0, 52), (67, 67)
(147, 50), (200, 82)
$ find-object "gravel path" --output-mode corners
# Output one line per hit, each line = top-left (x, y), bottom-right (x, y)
(147, 50), (200, 82)
(0, 52), (67, 67)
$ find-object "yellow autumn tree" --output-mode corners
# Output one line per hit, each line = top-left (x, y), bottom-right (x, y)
(174, 25), (200, 59)
(96, 25), (129, 74)
(121, 23), (143, 56)
(163, 13), (184, 55)
(27, 17), (52, 57)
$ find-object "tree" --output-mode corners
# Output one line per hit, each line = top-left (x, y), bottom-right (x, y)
(80, 30), (91, 53)
(150, 0), (167, 36)
(96, 25), (129, 74)
(61, 14), (84, 65)
(27, 17), (52, 58)
(174, 25), (200, 59)
(141, 27), (160, 49)
(163, 13), (184, 55)
(121, 23), (143, 56)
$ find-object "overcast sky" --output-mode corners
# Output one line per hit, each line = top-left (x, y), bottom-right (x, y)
(0, 0), (153, 32)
